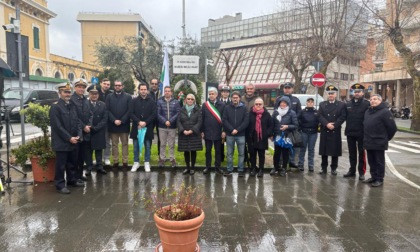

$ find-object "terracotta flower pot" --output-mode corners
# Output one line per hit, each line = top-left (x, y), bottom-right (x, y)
(30, 157), (55, 183)
(154, 206), (205, 252)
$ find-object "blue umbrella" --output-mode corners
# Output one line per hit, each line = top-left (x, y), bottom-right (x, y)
(137, 127), (147, 157)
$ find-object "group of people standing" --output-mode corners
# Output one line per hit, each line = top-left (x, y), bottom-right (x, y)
(49, 78), (397, 194)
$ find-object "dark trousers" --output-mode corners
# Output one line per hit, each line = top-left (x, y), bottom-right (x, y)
(54, 150), (78, 190)
(347, 135), (366, 175)
(184, 151), (197, 169)
(221, 140), (225, 162)
(244, 143), (250, 168)
(156, 123), (160, 156)
(76, 141), (89, 179)
(321, 156), (338, 171)
(366, 150), (385, 182)
(274, 146), (289, 169)
(84, 144), (103, 170)
(205, 139), (222, 168)
(250, 147), (265, 170)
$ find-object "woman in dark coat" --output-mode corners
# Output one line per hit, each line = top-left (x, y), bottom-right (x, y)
(247, 98), (273, 177)
(271, 96), (298, 176)
(177, 93), (203, 175)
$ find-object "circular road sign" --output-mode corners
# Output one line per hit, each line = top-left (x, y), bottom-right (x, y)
(311, 72), (326, 87)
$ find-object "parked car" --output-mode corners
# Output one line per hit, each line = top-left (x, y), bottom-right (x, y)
(1, 88), (59, 121)
(293, 94), (324, 110)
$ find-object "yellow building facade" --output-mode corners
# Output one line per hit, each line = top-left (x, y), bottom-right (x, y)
(77, 12), (161, 65)
(0, 0), (99, 90)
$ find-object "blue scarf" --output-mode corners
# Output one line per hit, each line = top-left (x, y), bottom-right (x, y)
(185, 104), (195, 117)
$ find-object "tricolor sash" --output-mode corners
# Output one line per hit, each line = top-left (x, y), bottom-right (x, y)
(205, 101), (222, 124)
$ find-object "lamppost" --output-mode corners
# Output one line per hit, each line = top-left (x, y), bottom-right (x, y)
(2, 1), (25, 144)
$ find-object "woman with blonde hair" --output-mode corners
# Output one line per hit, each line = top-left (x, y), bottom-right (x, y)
(177, 94), (203, 175)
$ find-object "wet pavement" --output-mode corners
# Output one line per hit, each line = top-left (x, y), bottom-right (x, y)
(1, 158), (420, 251)
(0, 119), (419, 251)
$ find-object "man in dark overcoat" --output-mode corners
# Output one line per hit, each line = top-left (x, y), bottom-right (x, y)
(149, 78), (161, 156)
(50, 83), (83, 194)
(98, 78), (113, 165)
(343, 83), (370, 180)
(201, 87), (225, 174)
(70, 78), (92, 181)
(130, 83), (157, 172)
(318, 85), (347, 175)
(84, 85), (108, 176)
(219, 85), (231, 162)
(106, 80), (132, 168)
(362, 94), (397, 187)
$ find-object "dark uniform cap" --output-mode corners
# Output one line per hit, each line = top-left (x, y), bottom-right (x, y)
(325, 85), (338, 92)
(221, 85), (230, 92)
(350, 83), (365, 90)
(73, 78), (88, 88)
(307, 97), (314, 102)
(55, 82), (72, 92)
(87, 84), (99, 93)
(283, 82), (294, 88)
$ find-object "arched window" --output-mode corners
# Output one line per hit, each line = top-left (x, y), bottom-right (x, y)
(35, 68), (42, 76)
(81, 74), (86, 80)
(68, 72), (75, 81)
(54, 71), (61, 79)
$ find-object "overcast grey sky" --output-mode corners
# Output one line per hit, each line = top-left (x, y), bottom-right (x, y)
(48, 0), (280, 61)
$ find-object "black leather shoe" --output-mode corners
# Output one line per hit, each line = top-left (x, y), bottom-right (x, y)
(319, 170), (327, 175)
(203, 168), (210, 174)
(182, 169), (190, 175)
(223, 171), (232, 176)
(250, 168), (256, 177)
(362, 178), (375, 183)
(279, 169), (286, 177)
(343, 172), (356, 178)
(97, 169), (107, 175)
(68, 181), (84, 187)
(80, 176), (88, 181)
(57, 187), (70, 194)
(308, 167), (314, 172)
(190, 170), (195, 175)
(289, 163), (298, 168)
(359, 174), (365, 181)
(215, 167), (223, 174)
(371, 181), (383, 187)
(85, 171), (91, 177)
(298, 166), (304, 172)
(257, 169), (263, 177)
(270, 169), (278, 176)
(331, 170), (337, 176)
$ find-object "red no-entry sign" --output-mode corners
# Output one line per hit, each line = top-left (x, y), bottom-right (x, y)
(311, 73), (326, 87)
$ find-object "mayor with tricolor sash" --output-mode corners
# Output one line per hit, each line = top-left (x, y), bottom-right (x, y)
(201, 87), (226, 175)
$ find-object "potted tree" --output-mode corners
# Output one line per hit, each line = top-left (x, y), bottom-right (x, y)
(142, 183), (205, 252)
(11, 103), (55, 182)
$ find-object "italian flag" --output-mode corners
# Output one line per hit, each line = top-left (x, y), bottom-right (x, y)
(159, 48), (170, 96)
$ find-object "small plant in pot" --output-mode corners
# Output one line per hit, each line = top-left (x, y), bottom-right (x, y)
(11, 103), (55, 182)
(141, 182), (206, 252)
